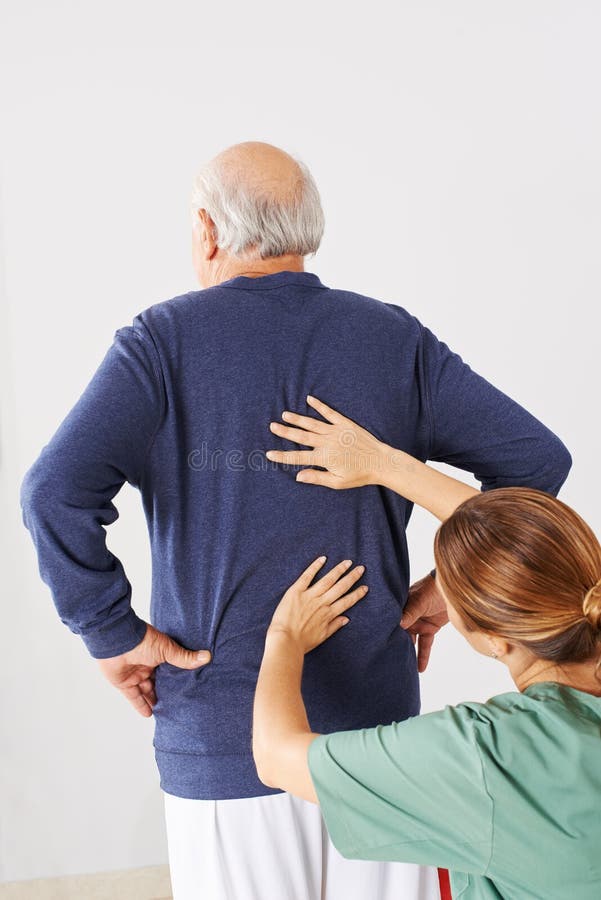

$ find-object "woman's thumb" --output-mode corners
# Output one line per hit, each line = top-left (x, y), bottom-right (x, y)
(164, 640), (212, 669)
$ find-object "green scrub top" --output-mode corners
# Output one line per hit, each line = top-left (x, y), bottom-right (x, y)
(307, 682), (601, 899)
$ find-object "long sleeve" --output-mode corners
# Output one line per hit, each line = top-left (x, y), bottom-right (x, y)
(417, 320), (572, 496)
(20, 316), (165, 659)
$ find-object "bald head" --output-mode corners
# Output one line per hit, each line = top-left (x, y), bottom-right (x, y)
(190, 142), (324, 260)
(213, 142), (305, 205)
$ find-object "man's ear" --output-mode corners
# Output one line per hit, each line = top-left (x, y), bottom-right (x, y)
(197, 209), (219, 260)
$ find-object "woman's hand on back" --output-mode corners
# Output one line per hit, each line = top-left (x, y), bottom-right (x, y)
(266, 395), (390, 489)
(268, 556), (369, 654)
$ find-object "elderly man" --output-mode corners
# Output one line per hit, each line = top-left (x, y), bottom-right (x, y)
(21, 142), (571, 900)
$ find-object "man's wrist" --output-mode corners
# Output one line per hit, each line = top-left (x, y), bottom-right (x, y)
(81, 609), (148, 659)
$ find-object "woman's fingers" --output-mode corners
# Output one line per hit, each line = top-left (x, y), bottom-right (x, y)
(280, 410), (331, 433)
(323, 584), (370, 640)
(306, 395), (347, 426)
(325, 617), (351, 640)
(322, 565), (366, 604)
(295, 469), (341, 489)
(329, 584), (369, 616)
(265, 449), (321, 466)
(269, 421), (320, 446)
(295, 555), (328, 590)
(321, 585), (370, 644)
(310, 558), (353, 595)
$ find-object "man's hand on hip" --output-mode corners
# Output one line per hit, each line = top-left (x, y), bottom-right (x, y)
(97, 624), (212, 718)
(400, 573), (449, 673)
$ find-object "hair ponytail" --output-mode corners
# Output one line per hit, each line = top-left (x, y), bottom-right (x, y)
(433, 487), (601, 667)
(583, 580), (601, 632)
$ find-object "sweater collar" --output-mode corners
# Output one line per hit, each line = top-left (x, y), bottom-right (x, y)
(219, 270), (325, 291)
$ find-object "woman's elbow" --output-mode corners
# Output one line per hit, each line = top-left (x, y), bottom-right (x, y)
(256, 767), (278, 789)
(252, 739), (279, 789)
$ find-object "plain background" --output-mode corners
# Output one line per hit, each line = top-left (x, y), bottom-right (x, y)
(1, 0), (599, 884)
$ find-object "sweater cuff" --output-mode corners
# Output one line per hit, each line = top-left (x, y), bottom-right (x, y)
(79, 608), (149, 659)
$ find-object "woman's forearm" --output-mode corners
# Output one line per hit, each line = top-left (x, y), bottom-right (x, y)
(252, 628), (320, 800)
(375, 445), (478, 521)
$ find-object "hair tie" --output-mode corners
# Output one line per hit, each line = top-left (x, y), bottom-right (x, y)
(583, 578), (601, 631)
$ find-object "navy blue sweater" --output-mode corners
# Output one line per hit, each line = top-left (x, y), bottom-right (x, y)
(20, 270), (572, 799)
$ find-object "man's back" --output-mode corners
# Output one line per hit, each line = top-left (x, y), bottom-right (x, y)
(20, 269), (571, 800)
(144, 269), (428, 798)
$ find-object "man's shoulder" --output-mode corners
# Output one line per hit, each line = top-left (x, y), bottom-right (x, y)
(317, 280), (424, 337)
(324, 281), (413, 315)
(142, 285), (223, 314)
(132, 285), (228, 331)
(132, 279), (424, 340)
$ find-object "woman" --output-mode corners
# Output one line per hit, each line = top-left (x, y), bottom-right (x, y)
(252, 396), (601, 899)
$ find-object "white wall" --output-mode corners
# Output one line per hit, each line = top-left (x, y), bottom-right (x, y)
(1, 0), (599, 883)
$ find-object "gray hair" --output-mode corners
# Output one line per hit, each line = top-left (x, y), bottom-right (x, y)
(190, 155), (325, 260)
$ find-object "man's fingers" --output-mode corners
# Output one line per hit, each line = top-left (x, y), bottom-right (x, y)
(404, 620), (441, 637)
(295, 469), (341, 489)
(269, 421), (319, 446)
(265, 449), (321, 466)
(400, 605), (419, 629)
(122, 684), (154, 717)
(114, 666), (153, 689)
(401, 591), (431, 628)
(163, 639), (212, 670)
(306, 395), (346, 425)
(417, 633), (435, 673)
(280, 410), (331, 434)
(138, 677), (157, 706)
(400, 613), (413, 629)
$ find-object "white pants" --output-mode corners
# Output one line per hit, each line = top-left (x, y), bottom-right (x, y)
(164, 789), (441, 900)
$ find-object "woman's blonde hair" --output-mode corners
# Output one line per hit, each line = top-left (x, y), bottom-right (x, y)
(433, 487), (601, 664)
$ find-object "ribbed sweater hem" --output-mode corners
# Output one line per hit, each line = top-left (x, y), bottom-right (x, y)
(155, 747), (286, 800)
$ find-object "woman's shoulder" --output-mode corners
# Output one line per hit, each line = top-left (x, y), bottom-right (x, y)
(449, 688), (533, 727)
(320, 683), (601, 766)
(455, 681), (601, 726)
(443, 682), (601, 768)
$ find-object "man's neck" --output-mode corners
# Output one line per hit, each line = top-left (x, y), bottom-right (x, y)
(212, 254), (305, 286)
